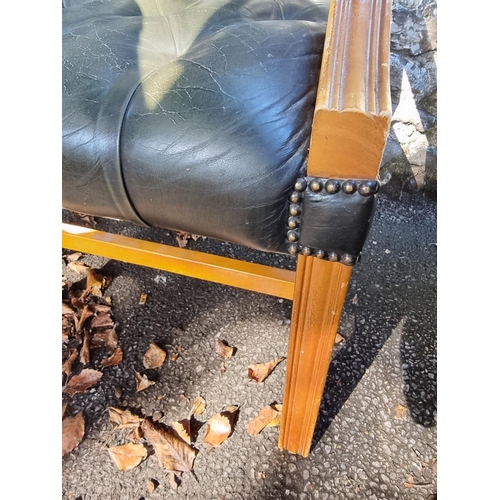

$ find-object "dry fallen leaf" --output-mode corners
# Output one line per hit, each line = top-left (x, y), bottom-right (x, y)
(248, 357), (285, 383)
(91, 329), (118, 351)
(85, 269), (104, 296)
(91, 312), (114, 330)
(247, 404), (282, 436)
(214, 338), (234, 358)
(66, 252), (82, 262)
(101, 348), (123, 367)
(395, 404), (408, 419)
(141, 419), (197, 474)
(147, 480), (156, 493)
(79, 329), (91, 365)
(266, 404), (283, 427)
(62, 302), (75, 315)
(62, 412), (85, 456)
(62, 349), (79, 378)
(175, 231), (191, 248)
(127, 427), (143, 443)
(62, 401), (68, 419)
(335, 333), (345, 344)
(190, 396), (206, 417)
(143, 343), (167, 369)
(204, 406), (239, 447)
(67, 261), (89, 275)
(171, 353), (180, 362)
(172, 418), (193, 445)
(135, 372), (155, 392)
(108, 407), (143, 429)
(139, 293), (148, 305)
(64, 369), (103, 397)
(76, 305), (94, 333)
(108, 443), (147, 471)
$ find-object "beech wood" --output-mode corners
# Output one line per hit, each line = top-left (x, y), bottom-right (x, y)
(62, 224), (296, 300)
(278, 0), (392, 456)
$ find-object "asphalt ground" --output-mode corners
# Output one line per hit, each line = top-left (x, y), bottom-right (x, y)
(60, 191), (437, 500)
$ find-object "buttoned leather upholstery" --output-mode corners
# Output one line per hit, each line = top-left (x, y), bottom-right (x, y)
(62, 0), (329, 253)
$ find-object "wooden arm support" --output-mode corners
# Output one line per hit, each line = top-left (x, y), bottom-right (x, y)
(279, 0), (392, 456)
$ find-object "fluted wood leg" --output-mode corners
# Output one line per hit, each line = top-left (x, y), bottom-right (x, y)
(279, 255), (352, 456)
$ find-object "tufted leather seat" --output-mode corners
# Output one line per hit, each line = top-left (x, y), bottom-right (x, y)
(62, 0), (393, 457)
(63, 0), (330, 253)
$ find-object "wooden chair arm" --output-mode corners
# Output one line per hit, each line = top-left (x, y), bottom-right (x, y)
(308, 0), (393, 180)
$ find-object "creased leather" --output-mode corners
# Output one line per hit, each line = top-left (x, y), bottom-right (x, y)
(62, 0), (330, 252)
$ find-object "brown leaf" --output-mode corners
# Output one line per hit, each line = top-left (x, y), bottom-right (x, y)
(395, 404), (408, 419)
(190, 396), (206, 417)
(266, 403), (283, 427)
(91, 303), (111, 314)
(79, 329), (91, 365)
(175, 232), (190, 248)
(141, 419), (197, 473)
(108, 407), (143, 429)
(108, 443), (147, 471)
(64, 369), (103, 397)
(203, 407), (239, 447)
(135, 372), (155, 392)
(172, 418), (193, 445)
(335, 333), (345, 344)
(85, 268), (104, 296)
(143, 343), (167, 369)
(248, 357), (285, 383)
(62, 412), (85, 456)
(101, 348), (123, 367)
(62, 349), (79, 377)
(62, 302), (75, 315)
(76, 305), (94, 333)
(66, 252), (82, 262)
(62, 401), (68, 419)
(247, 405), (281, 436)
(214, 339), (234, 358)
(139, 293), (148, 305)
(90, 312), (114, 330)
(127, 426), (143, 443)
(171, 353), (180, 362)
(67, 261), (89, 275)
(91, 329), (118, 350)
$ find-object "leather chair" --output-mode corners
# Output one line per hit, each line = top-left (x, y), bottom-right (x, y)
(62, 0), (393, 457)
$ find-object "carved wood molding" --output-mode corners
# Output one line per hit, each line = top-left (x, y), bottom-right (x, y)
(308, 0), (393, 180)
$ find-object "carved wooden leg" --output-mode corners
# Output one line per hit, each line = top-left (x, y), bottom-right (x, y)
(279, 254), (352, 456)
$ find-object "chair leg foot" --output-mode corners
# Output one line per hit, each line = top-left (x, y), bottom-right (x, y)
(278, 255), (352, 457)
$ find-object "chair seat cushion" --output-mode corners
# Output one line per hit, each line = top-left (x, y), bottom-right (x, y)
(62, 0), (329, 253)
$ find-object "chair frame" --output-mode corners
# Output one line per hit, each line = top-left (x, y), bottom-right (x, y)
(62, 0), (392, 457)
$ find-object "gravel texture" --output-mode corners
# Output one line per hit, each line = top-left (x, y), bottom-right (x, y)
(62, 191), (437, 500)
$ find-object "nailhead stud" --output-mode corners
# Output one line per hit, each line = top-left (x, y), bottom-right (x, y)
(287, 243), (299, 255)
(287, 230), (299, 242)
(290, 191), (302, 203)
(315, 249), (325, 259)
(325, 179), (340, 194)
(287, 216), (300, 229)
(328, 252), (339, 262)
(342, 180), (357, 194)
(309, 178), (323, 192)
(301, 246), (311, 256)
(294, 178), (307, 192)
(341, 253), (355, 266)
(289, 203), (301, 216)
